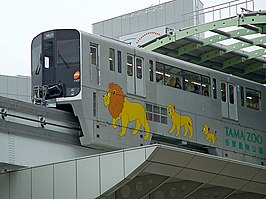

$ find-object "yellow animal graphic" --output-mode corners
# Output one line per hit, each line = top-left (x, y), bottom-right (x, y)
(202, 124), (217, 144)
(103, 83), (150, 140)
(167, 103), (193, 139)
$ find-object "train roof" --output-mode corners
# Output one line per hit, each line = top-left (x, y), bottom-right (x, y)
(79, 29), (265, 87)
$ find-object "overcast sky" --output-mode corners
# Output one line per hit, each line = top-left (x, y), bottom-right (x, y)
(0, 0), (264, 76)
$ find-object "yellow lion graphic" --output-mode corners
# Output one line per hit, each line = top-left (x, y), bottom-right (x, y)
(202, 124), (217, 144)
(167, 103), (193, 139)
(103, 82), (150, 140)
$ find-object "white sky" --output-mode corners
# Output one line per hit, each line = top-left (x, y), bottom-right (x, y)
(0, 0), (264, 76)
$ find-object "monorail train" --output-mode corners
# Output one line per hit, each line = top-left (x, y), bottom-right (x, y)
(31, 29), (266, 165)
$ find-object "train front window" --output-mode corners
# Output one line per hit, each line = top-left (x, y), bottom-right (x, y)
(43, 39), (54, 69)
(57, 39), (80, 67)
(32, 35), (42, 75)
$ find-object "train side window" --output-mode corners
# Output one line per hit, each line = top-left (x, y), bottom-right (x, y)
(146, 103), (153, 121)
(156, 62), (164, 84)
(146, 103), (167, 124)
(229, 85), (234, 104)
(212, 78), (217, 99)
(117, 50), (122, 73)
(161, 107), (167, 124)
(93, 92), (97, 117)
(165, 65), (182, 89)
(90, 44), (100, 85)
(109, 48), (115, 71)
(221, 83), (226, 102)
(202, 76), (210, 97)
(136, 57), (143, 79)
(246, 88), (261, 110)
(149, 60), (154, 82)
(240, 86), (244, 106)
(90, 46), (97, 65)
(127, 55), (133, 76)
(183, 71), (201, 94)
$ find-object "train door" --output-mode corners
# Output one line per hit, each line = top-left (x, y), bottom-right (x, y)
(126, 54), (145, 97)
(90, 44), (99, 85)
(221, 82), (238, 121)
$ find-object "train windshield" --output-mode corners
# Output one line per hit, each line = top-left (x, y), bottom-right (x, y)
(31, 29), (80, 103)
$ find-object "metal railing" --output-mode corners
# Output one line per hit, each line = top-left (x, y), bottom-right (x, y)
(177, 0), (254, 30)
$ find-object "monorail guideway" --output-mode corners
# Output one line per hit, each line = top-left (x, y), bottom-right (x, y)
(0, 95), (102, 172)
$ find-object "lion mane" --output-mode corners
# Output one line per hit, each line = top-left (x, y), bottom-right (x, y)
(108, 83), (124, 119)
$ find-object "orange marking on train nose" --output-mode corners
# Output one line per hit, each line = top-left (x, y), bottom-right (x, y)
(73, 71), (80, 79)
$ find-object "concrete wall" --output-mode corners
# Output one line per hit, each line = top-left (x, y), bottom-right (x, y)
(0, 75), (31, 103)
(92, 0), (204, 39)
(0, 146), (155, 199)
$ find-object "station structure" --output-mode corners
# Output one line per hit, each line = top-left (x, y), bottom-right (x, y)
(0, 0), (266, 199)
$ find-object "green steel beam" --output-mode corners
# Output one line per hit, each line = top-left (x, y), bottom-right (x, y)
(175, 17), (238, 40)
(258, 25), (266, 34)
(144, 34), (175, 51)
(208, 28), (258, 44)
(221, 35), (266, 52)
(178, 28), (258, 56)
(222, 48), (266, 70)
(196, 49), (225, 64)
(225, 41), (251, 52)
(144, 17), (238, 51)
(145, 12), (266, 52)
(246, 48), (266, 59)
(198, 35), (266, 63)
(239, 14), (266, 33)
(235, 62), (266, 77)
(222, 56), (246, 69)
(177, 43), (202, 56)
(243, 63), (266, 76)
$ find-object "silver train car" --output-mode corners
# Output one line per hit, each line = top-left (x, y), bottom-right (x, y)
(31, 29), (266, 165)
